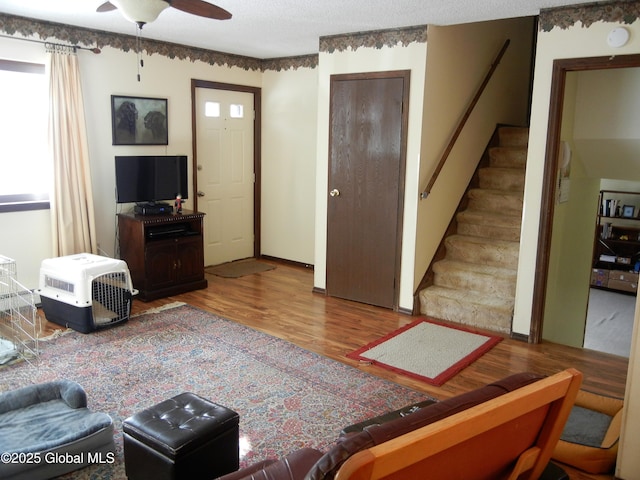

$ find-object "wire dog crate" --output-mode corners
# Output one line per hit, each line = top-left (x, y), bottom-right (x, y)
(0, 255), (39, 365)
(38, 253), (136, 333)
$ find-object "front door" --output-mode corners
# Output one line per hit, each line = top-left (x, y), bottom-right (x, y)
(326, 71), (409, 309)
(195, 86), (256, 266)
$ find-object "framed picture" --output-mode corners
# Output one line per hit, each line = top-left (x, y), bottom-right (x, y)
(622, 205), (635, 218)
(111, 95), (168, 145)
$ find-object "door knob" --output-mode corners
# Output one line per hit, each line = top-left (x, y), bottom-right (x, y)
(197, 191), (205, 197)
(329, 189), (340, 197)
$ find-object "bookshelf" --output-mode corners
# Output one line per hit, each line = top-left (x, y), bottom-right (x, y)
(592, 190), (640, 294)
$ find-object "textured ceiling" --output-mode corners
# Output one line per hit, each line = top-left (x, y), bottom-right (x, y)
(0, 0), (597, 59)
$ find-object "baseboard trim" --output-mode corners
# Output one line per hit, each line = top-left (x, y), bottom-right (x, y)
(259, 255), (314, 271)
(510, 331), (529, 343)
(397, 306), (415, 316)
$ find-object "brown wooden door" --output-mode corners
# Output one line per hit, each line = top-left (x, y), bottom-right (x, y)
(326, 71), (409, 309)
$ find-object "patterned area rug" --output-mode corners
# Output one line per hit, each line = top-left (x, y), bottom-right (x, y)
(347, 318), (502, 386)
(0, 304), (428, 479)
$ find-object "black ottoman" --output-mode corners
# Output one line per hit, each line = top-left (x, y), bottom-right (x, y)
(123, 392), (240, 480)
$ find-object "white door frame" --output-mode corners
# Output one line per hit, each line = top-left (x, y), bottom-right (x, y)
(191, 79), (262, 260)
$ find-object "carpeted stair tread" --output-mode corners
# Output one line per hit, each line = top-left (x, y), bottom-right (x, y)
(467, 188), (524, 215)
(419, 126), (528, 335)
(457, 210), (521, 241)
(433, 259), (517, 297)
(497, 126), (529, 147)
(445, 233), (521, 250)
(421, 285), (514, 308)
(457, 223), (520, 242)
(479, 167), (525, 191)
(489, 146), (527, 169)
(457, 209), (521, 228)
(445, 234), (520, 269)
(419, 286), (513, 333)
(434, 259), (517, 278)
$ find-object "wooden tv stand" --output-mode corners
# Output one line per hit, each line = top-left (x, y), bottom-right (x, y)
(117, 210), (207, 301)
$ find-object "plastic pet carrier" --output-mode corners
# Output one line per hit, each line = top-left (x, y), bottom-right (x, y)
(38, 253), (137, 333)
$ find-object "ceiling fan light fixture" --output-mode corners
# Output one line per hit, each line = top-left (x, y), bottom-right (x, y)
(111, 0), (170, 26)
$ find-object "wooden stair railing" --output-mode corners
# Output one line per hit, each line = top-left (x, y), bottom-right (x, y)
(419, 39), (511, 200)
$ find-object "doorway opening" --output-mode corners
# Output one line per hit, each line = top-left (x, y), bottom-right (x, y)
(191, 79), (262, 267)
(531, 54), (640, 358)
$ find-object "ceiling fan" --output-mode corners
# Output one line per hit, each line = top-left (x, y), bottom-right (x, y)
(97, 0), (232, 28)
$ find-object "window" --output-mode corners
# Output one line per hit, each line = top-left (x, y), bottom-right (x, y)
(229, 104), (244, 119)
(205, 101), (220, 118)
(0, 59), (49, 212)
(204, 101), (245, 119)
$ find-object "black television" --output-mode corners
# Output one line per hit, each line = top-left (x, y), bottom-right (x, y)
(115, 155), (188, 204)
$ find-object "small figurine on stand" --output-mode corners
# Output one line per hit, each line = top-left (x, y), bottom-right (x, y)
(175, 194), (184, 214)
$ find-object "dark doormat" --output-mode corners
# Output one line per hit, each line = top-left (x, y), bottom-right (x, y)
(205, 259), (276, 278)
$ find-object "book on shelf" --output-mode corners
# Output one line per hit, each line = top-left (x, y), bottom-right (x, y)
(602, 198), (620, 217)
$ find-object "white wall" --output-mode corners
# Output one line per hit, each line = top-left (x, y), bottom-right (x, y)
(542, 151), (600, 346)
(78, 47), (262, 261)
(1, 31), (321, 286)
(542, 67), (640, 347)
(0, 210), (51, 289)
(414, 18), (534, 292)
(514, 20), (640, 337)
(517, 18), (640, 478)
(541, 71), (600, 347)
(261, 66), (317, 265)
(572, 67), (640, 180)
(313, 41), (427, 310)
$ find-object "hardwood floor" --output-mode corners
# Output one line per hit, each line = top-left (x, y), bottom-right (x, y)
(44, 259), (628, 479)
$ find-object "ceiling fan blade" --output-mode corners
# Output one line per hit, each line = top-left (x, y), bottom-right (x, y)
(170, 0), (232, 20)
(96, 1), (117, 13)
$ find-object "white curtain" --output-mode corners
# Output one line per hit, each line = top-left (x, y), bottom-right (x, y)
(48, 46), (97, 256)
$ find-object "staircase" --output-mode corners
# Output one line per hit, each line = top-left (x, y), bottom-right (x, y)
(419, 126), (528, 334)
